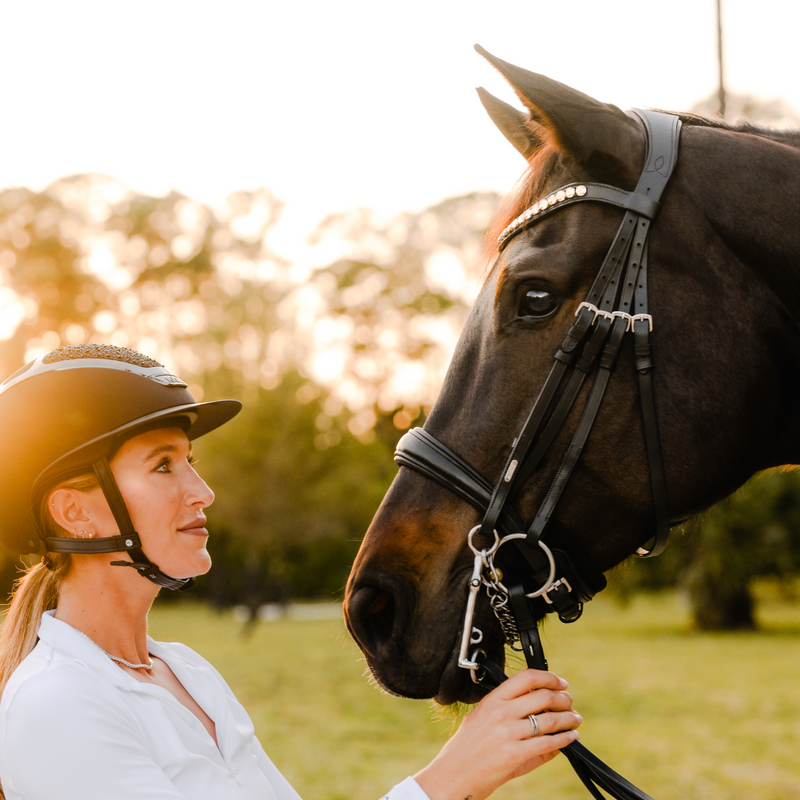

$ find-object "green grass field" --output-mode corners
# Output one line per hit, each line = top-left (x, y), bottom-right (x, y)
(148, 586), (800, 800)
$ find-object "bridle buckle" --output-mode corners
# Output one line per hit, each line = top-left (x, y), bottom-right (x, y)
(542, 576), (573, 604)
(631, 312), (654, 331)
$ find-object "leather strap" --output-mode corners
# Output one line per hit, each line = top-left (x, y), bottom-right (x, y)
(93, 457), (195, 591)
(45, 532), (144, 555)
(394, 428), (526, 537)
(498, 183), (661, 251)
(394, 429), (606, 619)
(487, 109), (680, 556)
(632, 242), (670, 557)
(475, 637), (657, 800)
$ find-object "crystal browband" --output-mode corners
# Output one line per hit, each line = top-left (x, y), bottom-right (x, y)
(497, 181), (662, 252)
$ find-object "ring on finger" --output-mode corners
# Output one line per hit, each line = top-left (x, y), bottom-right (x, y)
(528, 714), (540, 738)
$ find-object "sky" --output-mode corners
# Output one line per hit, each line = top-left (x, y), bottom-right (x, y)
(1, 0), (799, 262)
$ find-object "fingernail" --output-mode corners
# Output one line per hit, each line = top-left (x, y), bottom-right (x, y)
(559, 678), (569, 689)
(570, 730), (580, 741)
(575, 714), (583, 724)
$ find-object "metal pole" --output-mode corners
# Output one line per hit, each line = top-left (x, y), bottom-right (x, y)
(717, 0), (726, 118)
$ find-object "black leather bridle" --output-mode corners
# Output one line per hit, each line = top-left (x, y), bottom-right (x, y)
(394, 108), (682, 800)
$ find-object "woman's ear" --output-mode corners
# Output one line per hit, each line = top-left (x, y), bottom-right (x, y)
(48, 488), (93, 537)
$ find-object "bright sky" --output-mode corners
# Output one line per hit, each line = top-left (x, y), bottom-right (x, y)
(1, 0), (798, 261)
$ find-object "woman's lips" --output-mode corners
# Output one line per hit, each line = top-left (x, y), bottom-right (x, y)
(178, 518), (208, 536)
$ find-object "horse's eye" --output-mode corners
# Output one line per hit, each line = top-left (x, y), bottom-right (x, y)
(520, 289), (558, 318)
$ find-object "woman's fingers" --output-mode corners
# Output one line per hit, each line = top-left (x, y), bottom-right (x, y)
(489, 670), (579, 739)
(517, 710), (582, 741)
(518, 686), (575, 717)
(493, 668), (568, 700)
(414, 671), (580, 800)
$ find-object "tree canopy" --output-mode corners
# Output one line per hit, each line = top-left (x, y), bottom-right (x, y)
(1, 173), (798, 627)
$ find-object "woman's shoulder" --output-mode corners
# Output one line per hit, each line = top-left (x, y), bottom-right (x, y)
(1, 617), (137, 725)
(2, 644), (126, 718)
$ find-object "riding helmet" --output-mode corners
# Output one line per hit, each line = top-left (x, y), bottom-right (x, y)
(0, 344), (241, 562)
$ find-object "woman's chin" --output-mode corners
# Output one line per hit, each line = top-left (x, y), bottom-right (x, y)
(189, 550), (213, 578)
(159, 549), (212, 580)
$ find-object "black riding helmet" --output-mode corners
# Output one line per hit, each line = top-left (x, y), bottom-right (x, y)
(0, 343), (241, 590)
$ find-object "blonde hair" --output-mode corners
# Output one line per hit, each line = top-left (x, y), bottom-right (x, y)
(0, 473), (99, 696)
(0, 473), (98, 799)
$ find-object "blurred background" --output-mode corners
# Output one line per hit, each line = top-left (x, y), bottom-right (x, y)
(1, 0), (799, 631)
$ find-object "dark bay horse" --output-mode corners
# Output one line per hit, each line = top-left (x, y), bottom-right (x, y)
(345, 47), (800, 706)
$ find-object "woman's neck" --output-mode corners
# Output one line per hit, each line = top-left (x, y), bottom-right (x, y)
(55, 559), (159, 667)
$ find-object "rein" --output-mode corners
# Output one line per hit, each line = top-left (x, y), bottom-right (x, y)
(394, 108), (682, 800)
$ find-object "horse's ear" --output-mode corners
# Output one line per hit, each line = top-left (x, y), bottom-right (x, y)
(476, 87), (542, 160)
(475, 45), (644, 185)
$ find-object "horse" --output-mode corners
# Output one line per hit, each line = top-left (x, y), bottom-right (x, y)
(344, 46), (800, 707)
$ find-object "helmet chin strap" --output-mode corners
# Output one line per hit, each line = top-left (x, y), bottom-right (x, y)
(44, 457), (195, 592)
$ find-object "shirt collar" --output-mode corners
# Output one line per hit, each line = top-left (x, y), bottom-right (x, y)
(37, 610), (154, 689)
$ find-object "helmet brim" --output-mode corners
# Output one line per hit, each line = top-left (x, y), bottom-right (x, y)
(32, 399), (242, 499)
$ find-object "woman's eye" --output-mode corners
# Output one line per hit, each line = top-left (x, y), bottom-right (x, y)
(155, 459), (171, 473)
(520, 289), (558, 318)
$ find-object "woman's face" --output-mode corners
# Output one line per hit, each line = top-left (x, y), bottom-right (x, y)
(103, 426), (215, 579)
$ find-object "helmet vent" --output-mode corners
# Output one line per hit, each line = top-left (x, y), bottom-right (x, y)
(42, 344), (164, 369)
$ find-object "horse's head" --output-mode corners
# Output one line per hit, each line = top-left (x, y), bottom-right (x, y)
(346, 49), (800, 704)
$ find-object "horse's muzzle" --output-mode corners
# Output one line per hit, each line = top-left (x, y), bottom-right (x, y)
(345, 567), (503, 704)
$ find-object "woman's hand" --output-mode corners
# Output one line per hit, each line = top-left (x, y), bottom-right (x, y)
(413, 669), (581, 800)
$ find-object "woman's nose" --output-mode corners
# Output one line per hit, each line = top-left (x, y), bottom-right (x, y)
(187, 468), (215, 508)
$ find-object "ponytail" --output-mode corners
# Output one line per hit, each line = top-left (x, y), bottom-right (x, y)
(0, 556), (69, 800)
(0, 556), (69, 695)
(0, 471), (97, 697)
(0, 474), (96, 798)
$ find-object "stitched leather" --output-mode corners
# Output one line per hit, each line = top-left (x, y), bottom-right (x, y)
(45, 533), (143, 555)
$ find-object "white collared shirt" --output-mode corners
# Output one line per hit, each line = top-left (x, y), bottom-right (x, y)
(0, 612), (429, 800)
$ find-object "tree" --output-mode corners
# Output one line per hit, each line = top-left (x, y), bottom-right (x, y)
(611, 469), (800, 629)
(7, 171), (797, 624)
(282, 192), (501, 439)
(0, 177), (405, 605)
(0, 175), (289, 391)
(190, 370), (398, 604)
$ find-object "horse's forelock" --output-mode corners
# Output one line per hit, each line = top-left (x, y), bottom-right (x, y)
(480, 142), (562, 277)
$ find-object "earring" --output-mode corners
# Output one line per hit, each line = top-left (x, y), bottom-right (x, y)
(75, 530), (94, 538)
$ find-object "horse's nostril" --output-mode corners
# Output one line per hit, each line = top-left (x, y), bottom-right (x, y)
(368, 589), (395, 644)
(347, 585), (397, 655)
(368, 588), (391, 616)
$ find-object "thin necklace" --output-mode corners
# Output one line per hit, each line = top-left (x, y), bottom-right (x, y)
(75, 629), (154, 670)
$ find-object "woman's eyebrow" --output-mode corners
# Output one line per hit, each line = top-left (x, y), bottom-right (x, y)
(143, 443), (192, 462)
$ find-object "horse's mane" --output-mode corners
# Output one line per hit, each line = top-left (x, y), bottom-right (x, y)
(677, 111), (800, 144)
(481, 111), (800, 273)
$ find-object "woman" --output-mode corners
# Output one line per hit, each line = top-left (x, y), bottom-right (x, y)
(0, 344), (581, 800)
